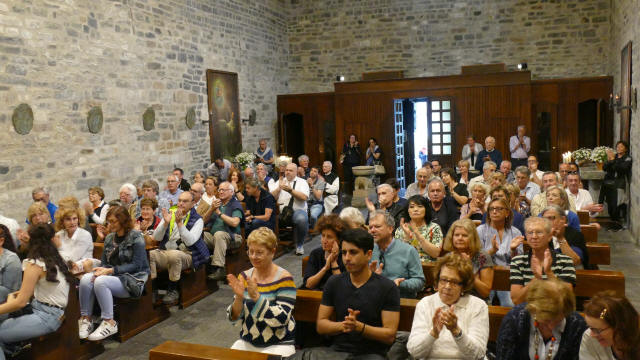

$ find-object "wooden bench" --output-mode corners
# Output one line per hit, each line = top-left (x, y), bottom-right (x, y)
(178, 266), (217, 308)
(581, 224), (598, 243)
(586, 243), (610, 265)
(149, 340), (282, 359)
(15, 286), (104, 360)
(114, 276), (170, 342)
(577, 210), (590, 225)
(295, 290), (513, 345)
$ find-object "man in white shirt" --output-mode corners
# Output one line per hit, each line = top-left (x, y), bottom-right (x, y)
(509, 125), (530, 168)
(270, 163), (310, 255)
(566, 173), (603, 216)
(461, 135), (483, 169)
(469, 161), (496, 186)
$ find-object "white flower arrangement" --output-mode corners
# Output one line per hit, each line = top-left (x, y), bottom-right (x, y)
(234, 152), (255, 170)
(572, 148), (592, 162)
(590, 146), (611, 163)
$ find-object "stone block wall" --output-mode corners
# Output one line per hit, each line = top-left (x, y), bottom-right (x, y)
(0, 0), (288, 222)
(287, 0), (611, 93)
(610, 0), (639, 241)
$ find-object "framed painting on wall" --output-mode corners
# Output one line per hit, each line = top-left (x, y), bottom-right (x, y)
(620, 41), (632, 143)
(206, 69), (242, 161)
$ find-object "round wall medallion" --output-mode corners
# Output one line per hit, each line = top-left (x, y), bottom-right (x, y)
(142, 107), (155, 131)
(87, 106), (103, 134)
(12, 103), (33, 135)
(185, 107), (196, 129)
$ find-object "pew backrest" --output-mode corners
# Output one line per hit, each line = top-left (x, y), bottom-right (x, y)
(581, 224), (598, 243)
(149, 340), (281, 360)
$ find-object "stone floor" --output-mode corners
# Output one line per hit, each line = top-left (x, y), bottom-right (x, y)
(93, 228), (639, 359)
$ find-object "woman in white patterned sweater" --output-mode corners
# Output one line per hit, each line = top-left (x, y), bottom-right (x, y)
(226, 227), (296, 357)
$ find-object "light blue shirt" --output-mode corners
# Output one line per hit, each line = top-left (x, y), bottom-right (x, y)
(371, 239), (425, 299)
(476, 224), (523, 266)
(521, 182), (540, 201)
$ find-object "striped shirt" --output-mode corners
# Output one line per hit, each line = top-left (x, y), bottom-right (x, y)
(227, 266), (296, 347)
(509, 250), (576, 286)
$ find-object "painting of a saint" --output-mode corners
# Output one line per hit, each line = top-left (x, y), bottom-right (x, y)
(206, 70), (242, 160)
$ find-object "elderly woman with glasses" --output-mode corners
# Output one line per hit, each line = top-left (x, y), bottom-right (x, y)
(407, 252), (489, 359)
(544, 185), (581, 232)
(580, 292), (640, 360)
(496, 279), (587, 359)
(460, 182), (489, 222)
(226, 227), (296, 357)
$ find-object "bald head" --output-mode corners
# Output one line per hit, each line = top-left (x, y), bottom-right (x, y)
(285, 163), (298, 181)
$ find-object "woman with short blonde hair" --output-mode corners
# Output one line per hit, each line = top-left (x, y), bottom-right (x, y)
(54, 206), (93, 271)
(545, 185), (581, 231)
(496, 279), (587, 359)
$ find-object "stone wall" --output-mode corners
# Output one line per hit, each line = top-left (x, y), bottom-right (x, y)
(0, 0), (288, 222)
(610, 0), (639, 241)
(287, 0), (611, 93)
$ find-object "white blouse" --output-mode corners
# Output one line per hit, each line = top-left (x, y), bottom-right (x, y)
(56, 228), (93, 263)
(22, 259), (69, 308)
(407, 293), (489, 359)
(202, 192), (217, 206)
(579, 329), (616, 360)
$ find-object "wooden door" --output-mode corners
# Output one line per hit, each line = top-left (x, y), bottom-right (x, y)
(532, 103), (558, 171)
(427, 98), (455, 168)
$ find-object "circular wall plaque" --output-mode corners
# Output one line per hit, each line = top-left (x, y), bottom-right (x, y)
(143, 107), (155, 131)
(185, 107), (196, 129)
(87, 106), (103, 134)
(12, 103), (33, 135)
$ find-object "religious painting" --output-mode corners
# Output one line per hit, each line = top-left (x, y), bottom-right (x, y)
(206, 70), (241, 160)
(620, 41), (632, 143)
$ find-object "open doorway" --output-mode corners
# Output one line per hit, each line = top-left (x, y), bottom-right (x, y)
(280, 113), (305, 160)
(393, 98), (454, 190)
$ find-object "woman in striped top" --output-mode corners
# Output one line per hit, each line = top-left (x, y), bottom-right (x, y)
(226, 227), (296, 357)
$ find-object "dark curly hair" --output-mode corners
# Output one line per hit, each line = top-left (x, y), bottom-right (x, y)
(0, 224), (18, 254)
(27, 224), (75, 285)
(313, 214), (347, 238)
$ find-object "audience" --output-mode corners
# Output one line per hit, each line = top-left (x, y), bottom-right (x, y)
(208, 158), (232, 183)
(190, 182), (210, 218)
(119, 183), (139, 220)
(141, 180), (170, 217)
(254, 138), (275, 173)
(0, 225), (21, 306)
(173, 168), (191, 191)
(54, 204), (94, 273)
(581, 292), (640, 360)
(407, 253), (489, 359)
(485, 185), (525, 234)
(474, 136), (502, 172)
(202, 176), (218, 206)
(255, 163), (272, 189)
(0, 214), (20, 247)
(339, 207), (367, 230)
(499, 160), (515, 183)
(244, 178), (276, 235)
(395, 195), (443, 263)
(488, 171), (506, 189)
(135, 198), (161, 246)
(566, 172), (603, 216)
(599, 140), (632, 231)
(341, 134), (362, 192)
(0, 224), (74, 358)
(226, 228), (296, 357)
(270, 163), (310, 255)
(514, 166), (540, 217)
(29, 187), (58, 223)
(509, 125), (530, 168)
(440, 167), (468, 206)
(307, 166), (326, 229)
(477, 198), (524, 306)
(497, 279), (587, 359)
(460, 182), (489, 222)
(531, 171), (577, 216)
(528, 155), (545, 187)
(369, 210), (425, 299)
(365, 183), (406, 232)
(457, 160), (471, 185)
(405, 167), (430, 198)
(470, 161), (496, 186)
(541, 205), (589, 269)
(427, 178), (459, 236)
(205, 181), (244, 281)
(151, 191), (210, 305)
(78, 206), (150, 341)
(303, 215), (346, 290)
(441, 219), (493, 299)
(461, 135), (483, 170)
(297, 155), (311, 179)
(545, 185), (581, 231)
(295, 228), (399, 360)
(431, 160), (442, 178)
(509, 217), (576, 305)
(366, 137), (382, 166)
(192, 171), (205, 185)
(83, 186), (109, 228)
(320, 161), (340, 215)
(228, 168), (245, 201)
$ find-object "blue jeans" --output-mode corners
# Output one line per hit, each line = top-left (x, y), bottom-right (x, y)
(490, 290), (514, 307)
(79, 273), (130, 320)
(309, 204), (324, 230)
(245, 219), (275, 235)
(293, 209), (309, 247)
(0, 300), (64, 359)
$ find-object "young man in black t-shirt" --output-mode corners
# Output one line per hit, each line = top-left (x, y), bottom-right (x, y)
(294, 228), (400, 359)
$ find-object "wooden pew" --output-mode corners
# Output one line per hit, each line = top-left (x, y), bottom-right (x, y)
(294, 290), (513, 345)
(16, 286), (104, 360)
(577, 210), (590, 225)
(586, 243), (610, 265)
(149, 340), (282, 360)
(114, 279), (170, 342)
(581, 224), (598, 243)
(178, 267), (217, 309)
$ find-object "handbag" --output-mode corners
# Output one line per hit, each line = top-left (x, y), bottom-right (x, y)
(374, 160), (385, 175)
(278, 181), (296, 227)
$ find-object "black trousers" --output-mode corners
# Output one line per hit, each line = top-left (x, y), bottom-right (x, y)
(511, 157), (528, 169)
(599, 183), (620, 222)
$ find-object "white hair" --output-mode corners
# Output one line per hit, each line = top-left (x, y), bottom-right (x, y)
(483, 161), (497, 170)
(323, 161), (333, 170)
(339, 207), (365, 227)
(298, 154), (309, 162)
(119, 183), (136, 195)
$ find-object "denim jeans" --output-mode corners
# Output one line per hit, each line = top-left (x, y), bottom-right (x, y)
(245, 219), (274, 236)
(0, 300), (64, 360)
(79, 273), (131, 320)
(490, 290), (514, 307)
(309, 204), (324, 230)
(293, 209), (309, 247)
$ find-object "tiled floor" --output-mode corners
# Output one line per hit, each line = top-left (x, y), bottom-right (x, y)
(93, 228), (639, 359)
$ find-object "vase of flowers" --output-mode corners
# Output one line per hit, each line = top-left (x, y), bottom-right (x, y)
(572, 148), (592, 166)
(591, 146), (611, 170)
(234, 152), (255, 170)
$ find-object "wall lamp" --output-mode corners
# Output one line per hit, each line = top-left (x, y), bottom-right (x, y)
(336, 75), (345, 82)
(517, 63), (528, 70)
(609, 89), (637, 113)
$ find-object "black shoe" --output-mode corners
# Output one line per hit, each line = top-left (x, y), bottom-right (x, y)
(162, 290), (179, 305)
(207, 267), (226, 281)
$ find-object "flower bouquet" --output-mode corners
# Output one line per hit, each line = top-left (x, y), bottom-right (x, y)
(234, 152), (255, 170)
(572, 148), (592, 165)
(590, 146), (610, 163)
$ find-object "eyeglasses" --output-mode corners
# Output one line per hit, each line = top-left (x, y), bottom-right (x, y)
(438, 277), (462, 287)
(589, 326), (610, 335)
(488, 207), (506, 212)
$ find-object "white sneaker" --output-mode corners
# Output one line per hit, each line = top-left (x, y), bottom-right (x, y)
(295, 246), (304, 255)
(78, 318), (93, 339)
(87, 320), (118, 341)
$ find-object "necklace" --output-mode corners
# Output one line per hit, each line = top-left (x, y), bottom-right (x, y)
(533, 320), (556, 360)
